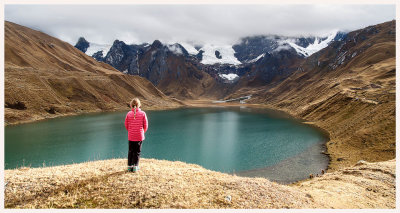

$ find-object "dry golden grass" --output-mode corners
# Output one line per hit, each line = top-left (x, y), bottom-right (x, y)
(293, 159), (396, 208)
(4, 158), (395, 209)
(5, 158), (318, 209)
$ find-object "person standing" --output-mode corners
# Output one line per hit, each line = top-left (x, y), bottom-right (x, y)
(125, 98), (148, 172)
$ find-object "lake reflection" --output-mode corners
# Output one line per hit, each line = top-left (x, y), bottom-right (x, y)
(5, 107), (329, 183)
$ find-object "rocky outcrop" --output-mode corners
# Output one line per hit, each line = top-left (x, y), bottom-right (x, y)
(74, 37), (89, 53)
(92, 50), (105, 61)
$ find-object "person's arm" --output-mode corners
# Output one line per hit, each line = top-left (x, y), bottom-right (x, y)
(143, 112), (148, 133)
(125, 113), (129, 131)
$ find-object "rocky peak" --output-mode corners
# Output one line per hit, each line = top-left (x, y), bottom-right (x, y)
(151, 40), (163, 49)
(74, 37), (90, 53)
(111, 40), (126, 49)
(104, 40), (127, 67)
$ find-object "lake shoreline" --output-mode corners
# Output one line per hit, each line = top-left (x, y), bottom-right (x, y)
(4, 101), (396, 208)
(232, 140), (329, 184)
(5, 99), (333, 179)
(4, 104), (186, 126)
(5, 105), (329, 183)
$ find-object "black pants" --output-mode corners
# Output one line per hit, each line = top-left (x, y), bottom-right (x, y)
(128, 141), (143, 167)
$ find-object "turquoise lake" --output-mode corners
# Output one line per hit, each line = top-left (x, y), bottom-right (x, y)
(5, 107), (329, 183)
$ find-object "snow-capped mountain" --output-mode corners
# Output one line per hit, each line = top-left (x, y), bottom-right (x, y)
(73, 30), (347, 89)
(284, 31), (338, 57)
(183, 31), (345, 66)
(232, 32), (346, 63)
(76, 31), (346, 68)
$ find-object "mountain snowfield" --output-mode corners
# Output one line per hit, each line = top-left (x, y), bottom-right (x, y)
(82, 31), (340, 65)
(199, 44), (242, 65)
(285, 31), (338, 57)
(85, 43), (112, 57)
(179, 42), (199, 55)
(219, 73), (239, 81)
(179, 42), (243, 65)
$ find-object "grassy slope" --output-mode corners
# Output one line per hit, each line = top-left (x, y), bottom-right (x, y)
(4, 21), (182, 125)
(228, 21), (395, 171)
(4, 158), (395, 208)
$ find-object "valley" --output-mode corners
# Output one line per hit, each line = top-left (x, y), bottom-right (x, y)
(74, 20), (395, 172)
(3, 19), (396, 209)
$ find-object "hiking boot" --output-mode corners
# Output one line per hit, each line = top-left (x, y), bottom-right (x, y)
(127, 166), (133, 172)
(133, 166), (139, 172)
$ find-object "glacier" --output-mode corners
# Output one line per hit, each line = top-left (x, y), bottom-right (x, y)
(285, 31), (338, 57)
(179, 42), (199, 55)
(200, 44), (242, 65)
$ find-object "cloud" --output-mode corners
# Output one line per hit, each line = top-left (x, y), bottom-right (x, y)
(4, 4), (395, 46)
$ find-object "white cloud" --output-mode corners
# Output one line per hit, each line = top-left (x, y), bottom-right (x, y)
(167, 44), (183, 55)
(4, 4), (395, 46)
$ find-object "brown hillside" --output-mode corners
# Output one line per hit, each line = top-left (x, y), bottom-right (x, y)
(229, 20), (396, 171)
(4, 21), (182, 125)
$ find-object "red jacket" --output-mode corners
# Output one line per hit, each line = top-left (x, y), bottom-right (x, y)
(125, 108), (148, 141)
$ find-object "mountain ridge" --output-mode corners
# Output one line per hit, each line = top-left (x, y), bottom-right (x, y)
(73, 31), (348, 99)
(4, 21), (182, 125)
(78, 31), (346, 65)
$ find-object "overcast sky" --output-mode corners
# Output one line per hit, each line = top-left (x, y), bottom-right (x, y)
(4, 4), (396, 46)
